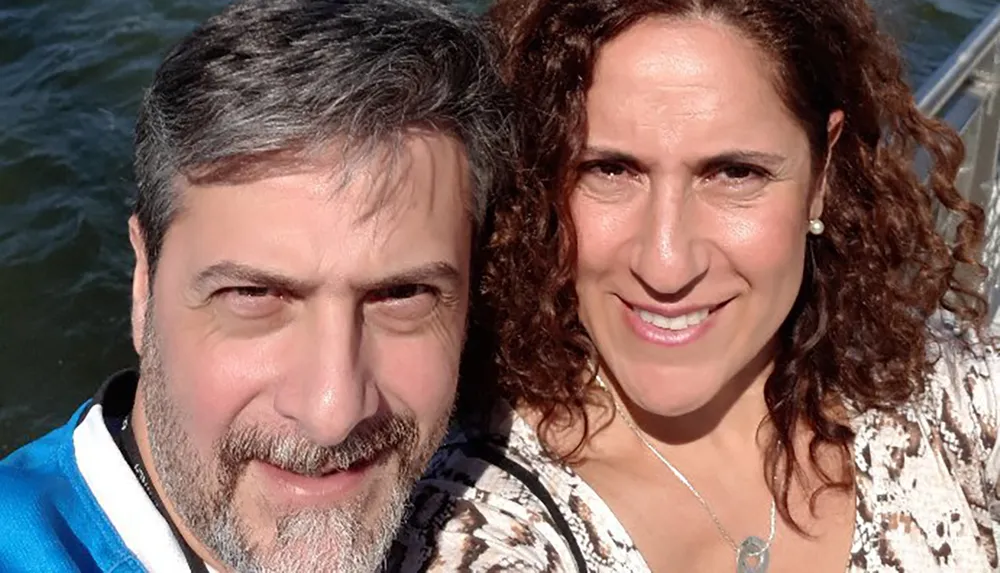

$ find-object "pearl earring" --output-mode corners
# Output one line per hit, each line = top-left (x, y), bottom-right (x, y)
(808, 219), (825, 235)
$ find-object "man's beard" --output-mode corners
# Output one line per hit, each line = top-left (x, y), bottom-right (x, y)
(138, 320), (448, 573)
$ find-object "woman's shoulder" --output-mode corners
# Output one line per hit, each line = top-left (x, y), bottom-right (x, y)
(866, 316), (1000, 480)
(388, 407), (584, 572)
(920, 316), (999, 456)
(848, 317), (1000, 569)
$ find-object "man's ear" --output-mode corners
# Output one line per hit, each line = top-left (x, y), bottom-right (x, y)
(128, 216), (150, 356)
(811, 110), (845, 221)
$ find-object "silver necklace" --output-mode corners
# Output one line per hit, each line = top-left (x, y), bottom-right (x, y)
(595, 372), (776, 573)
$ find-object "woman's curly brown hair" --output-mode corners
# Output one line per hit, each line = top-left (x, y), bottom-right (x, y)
(477, 0), (989, 529)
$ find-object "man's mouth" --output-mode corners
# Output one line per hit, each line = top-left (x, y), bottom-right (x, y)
(265, 446), (391, 479)
(252, 447), (395, 502)
(219, 413), (419, 502)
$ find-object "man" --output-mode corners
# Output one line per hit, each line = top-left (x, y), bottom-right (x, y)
(0, 0), (512, 571)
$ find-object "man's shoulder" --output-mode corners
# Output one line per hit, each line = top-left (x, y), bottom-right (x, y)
(0, 406), (84, 505)
(0, 403), (143, 572)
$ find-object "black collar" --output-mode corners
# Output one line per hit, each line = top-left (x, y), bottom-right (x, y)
(93, 369), (209, 573)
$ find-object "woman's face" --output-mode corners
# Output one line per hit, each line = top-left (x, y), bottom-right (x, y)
(573, 17), (828, 418)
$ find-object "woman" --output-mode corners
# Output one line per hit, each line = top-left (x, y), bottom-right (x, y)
(392, 0), (999, 571)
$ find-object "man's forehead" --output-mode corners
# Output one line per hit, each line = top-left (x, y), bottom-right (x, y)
(159, 132), (473, 287)
(339, 132), (471, 226)
(175, 130), (471, 221)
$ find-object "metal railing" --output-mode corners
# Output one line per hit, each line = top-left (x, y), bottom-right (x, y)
(916, 4), (1000, 320)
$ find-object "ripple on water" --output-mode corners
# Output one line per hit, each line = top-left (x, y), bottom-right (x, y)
(0, 0), (226, 452)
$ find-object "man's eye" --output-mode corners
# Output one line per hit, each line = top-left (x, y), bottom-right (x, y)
(366, 284), (439, 323)
(371, 284), (434, 302)
(215, 286), (285, 318)
(228, 286), (273, 298)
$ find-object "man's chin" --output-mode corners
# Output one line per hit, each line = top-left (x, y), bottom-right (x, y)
(209, 459), (411, 572)
(217, 497), (407, 573)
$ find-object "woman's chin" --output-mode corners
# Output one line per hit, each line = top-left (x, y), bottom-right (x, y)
(619, 379), (724, 420)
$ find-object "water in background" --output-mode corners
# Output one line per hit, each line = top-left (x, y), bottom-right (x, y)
(1, 0), (997, 455)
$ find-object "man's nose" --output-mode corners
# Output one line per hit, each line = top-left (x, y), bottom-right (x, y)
(272, 305), (378, 446)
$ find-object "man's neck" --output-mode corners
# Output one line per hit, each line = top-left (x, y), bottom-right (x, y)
(129, 392), (226, 573)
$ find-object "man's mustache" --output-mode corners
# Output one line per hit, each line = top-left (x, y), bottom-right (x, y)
(217, 414), (418, 477)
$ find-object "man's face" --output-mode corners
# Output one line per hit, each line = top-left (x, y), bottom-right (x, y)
(128, 133), (471, 572)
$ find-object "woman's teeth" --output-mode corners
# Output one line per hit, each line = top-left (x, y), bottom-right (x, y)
(635, 307), (709, 331)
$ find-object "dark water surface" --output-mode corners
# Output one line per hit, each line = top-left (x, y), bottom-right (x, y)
(1, 0), (998, 455)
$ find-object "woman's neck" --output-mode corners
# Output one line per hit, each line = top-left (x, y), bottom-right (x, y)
(522, 344), (778, 467)
(621, 359), (773, 453)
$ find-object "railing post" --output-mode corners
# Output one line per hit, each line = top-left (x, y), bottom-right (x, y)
(965, 45), (1000, 212)
(970, 45), (1000, 318)
(917, 5), (1000, 320)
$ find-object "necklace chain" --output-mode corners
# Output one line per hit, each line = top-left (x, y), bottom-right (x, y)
(595, 371), (776, 553)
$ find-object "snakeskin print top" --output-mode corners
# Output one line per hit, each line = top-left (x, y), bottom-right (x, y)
(390, 331), (1000, 572)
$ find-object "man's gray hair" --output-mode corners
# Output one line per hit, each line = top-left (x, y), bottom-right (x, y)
(133, 0), (514, 271)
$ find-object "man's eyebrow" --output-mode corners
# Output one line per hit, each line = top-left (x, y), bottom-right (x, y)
(192, 261), (316, 294)
(358, 262), (462, 292)
(192, 260), (462, 295)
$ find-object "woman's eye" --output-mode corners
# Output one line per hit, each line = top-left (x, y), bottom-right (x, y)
(576, 159), (644, 201)
(715, 164), (768, 182)
(586, 160), (629, 178)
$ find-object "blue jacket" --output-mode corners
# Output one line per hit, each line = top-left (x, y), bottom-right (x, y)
(0, 402), (147, 572)
(1, 369), (197, 573)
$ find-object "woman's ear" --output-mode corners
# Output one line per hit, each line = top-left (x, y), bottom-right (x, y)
(811, 110), (845, 220)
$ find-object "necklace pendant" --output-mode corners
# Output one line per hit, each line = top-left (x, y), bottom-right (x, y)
(736, 536), (770, 573)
